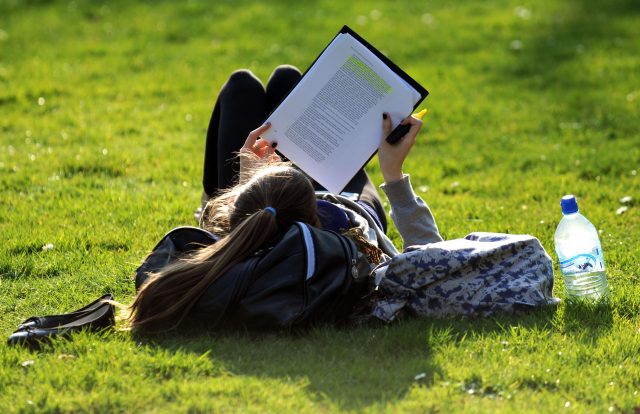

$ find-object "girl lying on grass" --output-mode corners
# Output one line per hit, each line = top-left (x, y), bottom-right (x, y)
(128, 66), (556, 332)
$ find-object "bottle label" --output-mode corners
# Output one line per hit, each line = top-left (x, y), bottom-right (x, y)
(559, 247), (604, 274)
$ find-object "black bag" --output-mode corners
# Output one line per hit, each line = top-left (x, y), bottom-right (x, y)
(135, 226), (219, 289)
(135, 223), (361, 331)
(8, 294), (116, 349)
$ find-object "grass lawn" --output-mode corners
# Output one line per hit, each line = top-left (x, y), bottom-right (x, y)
(1, 0), (639, 412)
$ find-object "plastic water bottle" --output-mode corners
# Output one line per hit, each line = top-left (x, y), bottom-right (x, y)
(554, 195), (608, 300)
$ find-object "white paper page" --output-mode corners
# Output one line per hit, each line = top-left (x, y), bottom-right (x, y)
(262, 33), (420, 194)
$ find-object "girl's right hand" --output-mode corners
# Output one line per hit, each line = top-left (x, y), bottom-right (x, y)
(239, 123), (280, 182)
(378, 113), (422, 183)
(241, 122), (276, 160)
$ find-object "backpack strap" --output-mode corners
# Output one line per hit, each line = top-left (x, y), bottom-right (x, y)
(294, 221), (357, 281)
(295, 222), (316, 280)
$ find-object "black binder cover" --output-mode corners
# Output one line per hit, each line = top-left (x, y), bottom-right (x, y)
(265, 25), (429, 193)
(270, 25), (429, 117)
(338, 25), (428, 108)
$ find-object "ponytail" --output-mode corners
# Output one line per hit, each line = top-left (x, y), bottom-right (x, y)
(128, 164), (318, 332)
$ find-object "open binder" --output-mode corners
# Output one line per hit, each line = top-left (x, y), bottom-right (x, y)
(262, 25), (429, 194)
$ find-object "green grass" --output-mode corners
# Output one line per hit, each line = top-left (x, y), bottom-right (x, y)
(1, 0), (639, 412)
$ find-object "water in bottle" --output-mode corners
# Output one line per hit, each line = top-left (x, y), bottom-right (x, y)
(553, 195), (609, 300)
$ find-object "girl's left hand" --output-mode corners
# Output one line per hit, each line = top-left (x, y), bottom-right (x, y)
(241, 123), (277, 160)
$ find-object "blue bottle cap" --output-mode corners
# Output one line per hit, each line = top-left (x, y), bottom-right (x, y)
(560, 195), (579, 215)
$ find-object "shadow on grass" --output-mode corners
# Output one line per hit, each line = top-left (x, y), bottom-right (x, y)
(498, 0), (639, 84)
(506, 0), (637, 77)
(493, 0), (639, 131)
(139, 309), (561, 410)
(489, 0), (640, 179)
(561, 298), (613, 339)
(133, 321), (438, 410)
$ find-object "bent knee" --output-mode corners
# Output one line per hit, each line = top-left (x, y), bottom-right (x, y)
(222, 69), (265, 95)
(268, 65), (302, 84)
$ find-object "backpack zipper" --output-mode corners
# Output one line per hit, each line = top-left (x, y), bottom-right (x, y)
(334, 230), (358, 278)
(348, 241), (358, 278)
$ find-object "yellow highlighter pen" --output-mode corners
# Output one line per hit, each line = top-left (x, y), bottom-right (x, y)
(385, 108), (429, 144)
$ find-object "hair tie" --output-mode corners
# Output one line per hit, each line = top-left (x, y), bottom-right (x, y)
(264, 206), (277, 217)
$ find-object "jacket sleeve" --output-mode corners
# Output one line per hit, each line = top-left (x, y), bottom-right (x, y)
(380, 174), (443, 250)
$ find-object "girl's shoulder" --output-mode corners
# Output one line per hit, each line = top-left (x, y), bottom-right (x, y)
(316, 199), (350, 232)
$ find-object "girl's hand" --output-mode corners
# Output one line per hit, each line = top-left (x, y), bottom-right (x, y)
(239, 123), (280, 182)
(378, 113), (422, 183)
(241, 123), (277, 160)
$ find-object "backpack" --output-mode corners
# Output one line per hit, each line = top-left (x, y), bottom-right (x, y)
(135, 223), (362, 331)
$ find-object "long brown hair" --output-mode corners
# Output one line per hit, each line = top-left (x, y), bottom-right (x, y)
(129, 163), (319, 332)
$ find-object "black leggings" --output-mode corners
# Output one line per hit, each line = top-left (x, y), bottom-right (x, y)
(202, 65), (387, 232)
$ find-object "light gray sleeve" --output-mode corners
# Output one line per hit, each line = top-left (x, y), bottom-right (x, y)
(380, 174), (443, 250)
